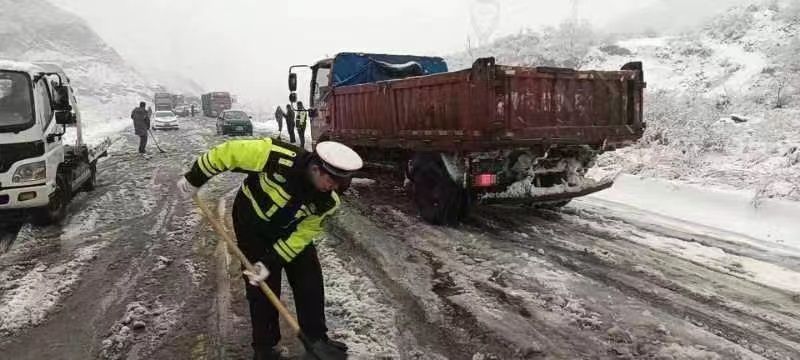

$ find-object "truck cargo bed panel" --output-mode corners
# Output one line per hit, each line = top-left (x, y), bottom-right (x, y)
(325, 59), (644, 152)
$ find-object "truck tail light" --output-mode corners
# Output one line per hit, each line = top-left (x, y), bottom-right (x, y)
(473, 174), (497, 188)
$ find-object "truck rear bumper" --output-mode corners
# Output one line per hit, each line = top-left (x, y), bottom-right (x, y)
(0, 183), (52, 209)
(479, 175), (616, 205)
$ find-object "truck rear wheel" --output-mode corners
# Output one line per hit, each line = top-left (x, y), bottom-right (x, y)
(409, 153), (469, 226)
(32, 173), (70, 225)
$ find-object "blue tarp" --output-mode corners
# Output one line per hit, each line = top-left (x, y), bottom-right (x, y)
(331, 53), (448, 87)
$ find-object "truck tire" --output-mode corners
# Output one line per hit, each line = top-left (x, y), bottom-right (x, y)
(409, 153), (469, 226)
(82, 162), (97, 191)
(32, 172), (70, 225)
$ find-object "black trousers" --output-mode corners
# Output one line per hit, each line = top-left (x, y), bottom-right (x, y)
(232, 193), (327, 351)
(296, 123), (306, 148)
(276, 116), (283, 133)
(138, 134), (148, 153)
(286, 118), (296, 143)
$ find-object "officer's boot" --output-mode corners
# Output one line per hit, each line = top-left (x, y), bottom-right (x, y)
(253, 347), (284, 360)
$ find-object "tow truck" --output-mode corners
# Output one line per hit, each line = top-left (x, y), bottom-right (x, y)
(0, 61), (109, 225)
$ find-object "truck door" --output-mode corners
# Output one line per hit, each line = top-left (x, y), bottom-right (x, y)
(34, 77), (65, 179)
(310, 65), (331, 143)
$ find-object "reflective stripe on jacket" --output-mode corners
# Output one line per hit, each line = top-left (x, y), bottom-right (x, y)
(296, 110), (308, 127)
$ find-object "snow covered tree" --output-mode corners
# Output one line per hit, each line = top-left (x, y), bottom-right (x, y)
(770, 36), (800, 107)
(540, 19), (597, 69)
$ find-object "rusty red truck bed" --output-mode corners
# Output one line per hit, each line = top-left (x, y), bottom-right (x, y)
(324, 58), (645, 151)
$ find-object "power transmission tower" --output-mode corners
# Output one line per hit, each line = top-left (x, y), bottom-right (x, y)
(470, 0), (501, 47)
(570, 0), (581, 24)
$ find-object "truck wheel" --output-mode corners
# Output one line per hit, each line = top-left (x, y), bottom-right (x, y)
(409, 153), (469, 226)
(32, 173), (70, 225)
(83, 162), (97, 191)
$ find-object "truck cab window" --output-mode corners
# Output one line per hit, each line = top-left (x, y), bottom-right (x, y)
(0, 71), (34, 130)
(36, 77), (53, 128)
(313, 67), (331, 105)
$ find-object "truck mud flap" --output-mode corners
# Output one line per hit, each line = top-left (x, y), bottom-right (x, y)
(480, 177), (615, 206)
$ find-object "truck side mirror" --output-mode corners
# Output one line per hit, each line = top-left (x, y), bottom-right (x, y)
(289, 92), (297, 103)
(309, 108), (319, 118)
(55, 111), (76, 125)
(52, 85), (71, 111)
(288, 73), (298, 92)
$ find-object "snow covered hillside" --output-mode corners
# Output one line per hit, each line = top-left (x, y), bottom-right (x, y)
(0, 0), (152, 143)
(449, 1), (800, 201)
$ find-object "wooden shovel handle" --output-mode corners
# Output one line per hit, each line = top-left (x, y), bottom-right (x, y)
(193, 194), (302, 333)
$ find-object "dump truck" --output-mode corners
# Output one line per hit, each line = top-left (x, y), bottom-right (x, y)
(0, 61), (109, 224)
(201, 91), (232, 117)
(288, 53), (645, 224)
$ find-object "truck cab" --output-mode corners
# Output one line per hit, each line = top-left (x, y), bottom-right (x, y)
(307, 58), (332, 142)
(0, 61), (107, 224)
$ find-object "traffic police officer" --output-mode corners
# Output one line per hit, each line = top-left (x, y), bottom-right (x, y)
(178, 138), (362, 359)
(295, 102), (309, 149)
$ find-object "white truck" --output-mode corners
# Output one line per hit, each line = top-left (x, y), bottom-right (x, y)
(0, 61), (108, 225)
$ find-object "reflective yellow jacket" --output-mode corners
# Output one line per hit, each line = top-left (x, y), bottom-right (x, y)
(185, 138), (339, 263)
(296, 110), (308, 127)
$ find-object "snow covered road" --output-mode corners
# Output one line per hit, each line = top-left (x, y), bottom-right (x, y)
(331, 172), (800, 359)
(0, 119), (798, 359)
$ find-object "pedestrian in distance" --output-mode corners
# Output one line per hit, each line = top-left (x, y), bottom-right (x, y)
(274, 105), (285, 139)
(177, 139), (362, 360)
(285, 104), (296, 144)
(130, 101), (150, 154)
(295, 101), (308, 149)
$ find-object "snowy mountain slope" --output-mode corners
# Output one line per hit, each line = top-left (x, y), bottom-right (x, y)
(586, 4), (798, 100)
(139, 66), (206, 96)
(588, 3), (800, 201)
(0, 0), (151, 142)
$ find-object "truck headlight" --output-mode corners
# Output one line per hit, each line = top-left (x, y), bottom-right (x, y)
(13, 161), (47, 183)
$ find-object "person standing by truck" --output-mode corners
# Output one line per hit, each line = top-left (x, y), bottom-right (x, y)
(131, 101), (150, 154)
(177, 139), (361, 359)
(295, 101), (308, 148)
(285, 103), (296, 144)
(274, 105), (285, 138)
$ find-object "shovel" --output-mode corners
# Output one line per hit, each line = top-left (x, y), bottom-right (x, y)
(193, 195), (347, 360)
(148, 129), (167, 153)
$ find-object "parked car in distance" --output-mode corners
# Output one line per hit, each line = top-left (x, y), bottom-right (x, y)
(152, 110), (179, 130)
(173, 105), (190, 117)
(216, 110), (253, 136)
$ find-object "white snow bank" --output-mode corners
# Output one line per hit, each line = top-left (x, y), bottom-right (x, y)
(588, 175), (800, 250)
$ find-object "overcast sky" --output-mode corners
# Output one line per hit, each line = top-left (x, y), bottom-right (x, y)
(51, 0), (751, 111)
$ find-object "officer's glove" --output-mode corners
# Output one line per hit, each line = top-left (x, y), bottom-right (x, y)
(177, 176), (199, 199)
(243, 261), (270, 286)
